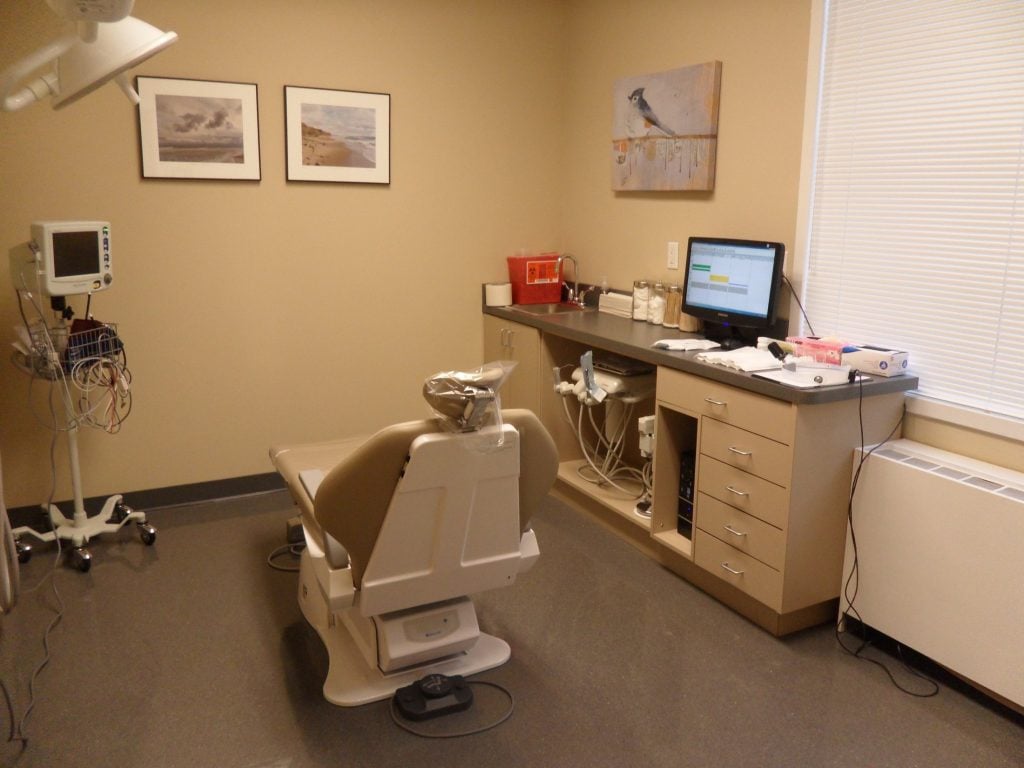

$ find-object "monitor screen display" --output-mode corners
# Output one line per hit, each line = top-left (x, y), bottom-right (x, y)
(52, 230), (102, 278)
(682, 237), (784, 325)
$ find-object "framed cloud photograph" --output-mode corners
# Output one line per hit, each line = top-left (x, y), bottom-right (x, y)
(136, 77), (261, 180)
(284, 86), (390, 184)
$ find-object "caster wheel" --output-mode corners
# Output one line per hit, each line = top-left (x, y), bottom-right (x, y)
(138, 523), (157, 546)
(15, 539), (32, 564)
(69, 547), (92, 573)
(111, 501), (133, 524)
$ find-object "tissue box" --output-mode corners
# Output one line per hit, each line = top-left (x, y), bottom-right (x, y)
(786, 336), (845, 365)
(842, 345), (909, 377)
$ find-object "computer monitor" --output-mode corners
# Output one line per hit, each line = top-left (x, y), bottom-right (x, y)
(681, 236), (785, 349)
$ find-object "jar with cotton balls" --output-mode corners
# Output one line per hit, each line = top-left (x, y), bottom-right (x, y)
(647, 282), (666, 324)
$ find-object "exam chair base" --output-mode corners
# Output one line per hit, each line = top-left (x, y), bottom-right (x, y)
(301, 608), (511, 708)
(298, 558), (511, 706)
(312, 621), (510, 707)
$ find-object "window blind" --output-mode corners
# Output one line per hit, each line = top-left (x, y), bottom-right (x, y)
(804, 0), (1024, 418)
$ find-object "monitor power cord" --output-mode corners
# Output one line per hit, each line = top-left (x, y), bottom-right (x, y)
(835, 386), (938, 698)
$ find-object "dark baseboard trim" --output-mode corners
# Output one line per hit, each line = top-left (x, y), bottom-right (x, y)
(7, 472), (287, 530)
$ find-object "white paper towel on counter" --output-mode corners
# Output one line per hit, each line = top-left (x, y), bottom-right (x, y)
(485, 282), (513, 306)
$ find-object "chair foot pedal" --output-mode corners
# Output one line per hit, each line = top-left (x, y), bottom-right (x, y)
(286, 515), (304, 545)
(393, 674), (474, 721)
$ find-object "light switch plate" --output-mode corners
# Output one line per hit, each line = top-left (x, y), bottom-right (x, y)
(667, 241), (679, 270)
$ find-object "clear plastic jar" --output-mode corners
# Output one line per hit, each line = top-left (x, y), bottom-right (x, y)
(648, 282), (666, 324)
(631, 280), (649, 321)
(662, 284), (681, 328)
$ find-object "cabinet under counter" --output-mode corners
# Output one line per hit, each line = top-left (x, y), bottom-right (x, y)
(482, 305), (917, 634)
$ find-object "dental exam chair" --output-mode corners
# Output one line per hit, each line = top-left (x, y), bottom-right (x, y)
(269, 364), (557, 706)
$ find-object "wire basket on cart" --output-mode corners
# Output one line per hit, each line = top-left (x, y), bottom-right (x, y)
(22, 320), (131, 432)
(27, 320), (125, 379)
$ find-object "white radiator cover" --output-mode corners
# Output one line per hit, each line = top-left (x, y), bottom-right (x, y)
(842, 439), (1024, 709)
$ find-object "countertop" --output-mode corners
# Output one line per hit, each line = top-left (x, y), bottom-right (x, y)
(484, 304), (919, 405)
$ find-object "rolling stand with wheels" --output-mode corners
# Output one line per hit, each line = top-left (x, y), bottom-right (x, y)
(15, 496), (156, 573)
(10, 221), (154, 571)
(12, 366), (156, 572)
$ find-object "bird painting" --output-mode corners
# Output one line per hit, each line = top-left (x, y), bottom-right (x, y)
(612, 61), (722, 191)
(627, 87), (675, 137)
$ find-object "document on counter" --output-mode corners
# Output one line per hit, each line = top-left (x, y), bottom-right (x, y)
(752, 369), (831, 388)
(652, 338), (721, 351)
(753, 366), (864, 389)
(694, 347), (783, 372)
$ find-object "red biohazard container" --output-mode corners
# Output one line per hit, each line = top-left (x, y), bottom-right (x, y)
(506, 252), (562, 304)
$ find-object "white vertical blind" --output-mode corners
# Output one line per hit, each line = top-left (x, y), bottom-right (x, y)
(804, 0), (1024, 418)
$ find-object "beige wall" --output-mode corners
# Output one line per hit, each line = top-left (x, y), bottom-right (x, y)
(561, 0), (812, 289)
(0, 0), (567, 507)
(7, 0), (1008, 509)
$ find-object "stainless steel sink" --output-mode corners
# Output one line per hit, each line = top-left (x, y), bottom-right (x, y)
(508, 302), (586, 315)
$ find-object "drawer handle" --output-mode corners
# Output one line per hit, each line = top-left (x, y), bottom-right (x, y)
(726, 485), (749, 498)
(704, 396), (727, 407)
(723, 524), (747, 538)
(720, 562), (744, 576)
(727, 446), (753, 457)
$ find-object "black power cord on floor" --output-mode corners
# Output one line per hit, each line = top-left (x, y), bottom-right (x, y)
(835, 383), (939, 699)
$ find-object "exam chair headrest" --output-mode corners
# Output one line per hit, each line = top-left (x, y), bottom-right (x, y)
(422, 360), (516, 433)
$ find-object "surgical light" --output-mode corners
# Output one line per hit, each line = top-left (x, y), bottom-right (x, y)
(0, 1), (177, 112)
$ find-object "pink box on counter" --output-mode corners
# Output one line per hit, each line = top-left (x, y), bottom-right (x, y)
(785, 336), (845, 365)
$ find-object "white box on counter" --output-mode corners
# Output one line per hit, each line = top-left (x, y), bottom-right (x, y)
(842, 345), (909, 377)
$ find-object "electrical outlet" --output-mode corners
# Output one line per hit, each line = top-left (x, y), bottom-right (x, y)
(667, 241), (679, 270)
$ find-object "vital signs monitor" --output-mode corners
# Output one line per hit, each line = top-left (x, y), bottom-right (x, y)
(9, 221), (113, 296)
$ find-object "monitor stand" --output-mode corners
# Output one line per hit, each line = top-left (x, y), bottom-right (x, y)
(702, 317), (790, 350)
(703, 323), (755, 350)
(717, 335), (748, 350)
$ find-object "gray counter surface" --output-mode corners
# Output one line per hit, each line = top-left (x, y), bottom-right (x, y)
(484, 304), (918, 405)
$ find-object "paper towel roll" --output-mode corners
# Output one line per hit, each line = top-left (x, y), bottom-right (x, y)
(485, 282), (513, 306)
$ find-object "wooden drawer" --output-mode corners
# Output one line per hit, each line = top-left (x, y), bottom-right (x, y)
(694, 529), (782, 610)
(696, 493), (785, 570)
(701, 418), (792, 488)
(657, 367), (794, 444)
(698, 456), (790, 529)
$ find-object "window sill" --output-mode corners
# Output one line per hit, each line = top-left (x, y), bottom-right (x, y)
(906, 393), (1024, 444)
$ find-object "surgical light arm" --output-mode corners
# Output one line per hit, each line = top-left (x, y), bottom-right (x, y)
(1, 2), (177, 112)
(0, 34), (75, 112)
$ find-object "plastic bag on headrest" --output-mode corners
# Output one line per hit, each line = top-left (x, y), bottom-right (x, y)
(422, 360), (517, 446)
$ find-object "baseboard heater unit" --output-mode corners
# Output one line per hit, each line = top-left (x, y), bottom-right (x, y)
(841, 438), (1024, 710)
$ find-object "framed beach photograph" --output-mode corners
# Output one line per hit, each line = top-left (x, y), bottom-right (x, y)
(136, 77), (261, 180)
(284, 86), (390, 184)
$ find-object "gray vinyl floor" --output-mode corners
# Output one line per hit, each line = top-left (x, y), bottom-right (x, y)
(0, 490), (1021, 768)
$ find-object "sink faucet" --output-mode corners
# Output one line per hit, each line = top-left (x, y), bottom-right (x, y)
(557, 253), (579, 305)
